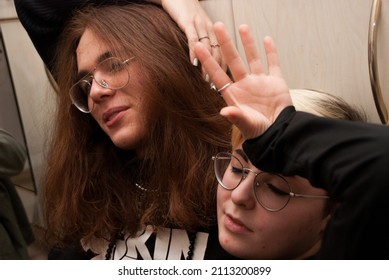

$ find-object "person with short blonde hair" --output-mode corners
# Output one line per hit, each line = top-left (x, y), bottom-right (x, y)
(223, 89), (366, 259)
(195, 22), (389, 259)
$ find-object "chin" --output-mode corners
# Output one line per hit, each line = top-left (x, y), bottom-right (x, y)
(222, 241), (257, 259)
(219, 231), (256, 259)
(109, 131), (142, 150)
(110, 137), (136, 150)
(117, 142), (139, 150)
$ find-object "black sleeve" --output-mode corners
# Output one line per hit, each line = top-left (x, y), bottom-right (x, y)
(48, 241), (96, 260)
(243, 106), (389, 259)
(14, 0), (143, 72)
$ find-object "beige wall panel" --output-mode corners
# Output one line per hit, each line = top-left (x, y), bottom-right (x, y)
(232, 0), (381, 123)
(1, 20), (57, 224)
(201, 0), (237, 44)
(0, 0), (17, 20)
(1, 20), (56, 193)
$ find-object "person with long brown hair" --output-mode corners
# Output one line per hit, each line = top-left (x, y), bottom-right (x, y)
(41, 3), (234, 260)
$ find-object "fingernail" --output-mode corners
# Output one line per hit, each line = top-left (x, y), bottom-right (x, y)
(210, 82), (217, 91)
(205, 74), (210, 82)
(192, 58), (199, 67)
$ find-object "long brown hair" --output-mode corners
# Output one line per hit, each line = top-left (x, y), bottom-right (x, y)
(44, 3), (231, 246)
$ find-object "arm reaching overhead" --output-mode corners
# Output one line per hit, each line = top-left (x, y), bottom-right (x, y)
(14, 0), (222, 76)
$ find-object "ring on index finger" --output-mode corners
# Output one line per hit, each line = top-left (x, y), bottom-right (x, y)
(199, 36), (210, 41)
(218, 81), (233, 93)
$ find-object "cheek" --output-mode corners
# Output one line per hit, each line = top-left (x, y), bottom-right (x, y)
(88, 97), (94, 109)
(295, 198), (328, 217)
(217, 186), (230, 211)
(222, 170), (238, 186)
(216, 187), (233, 236)
(285, 201), (329, 239)
(253, 204), (326, 242)
(90, 110), (103, 128)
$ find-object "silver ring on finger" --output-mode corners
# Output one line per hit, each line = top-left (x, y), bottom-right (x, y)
(199, 36), (210, 41)
(218, 81), (233, 93)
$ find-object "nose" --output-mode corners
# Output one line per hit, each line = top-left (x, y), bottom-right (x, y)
(230, 173), (257, 209)
(89, 79), (115, 104)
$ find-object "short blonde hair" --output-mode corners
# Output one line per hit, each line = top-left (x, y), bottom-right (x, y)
(290, 89), (366, 121)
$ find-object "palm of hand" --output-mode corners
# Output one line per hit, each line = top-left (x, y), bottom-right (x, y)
(221, 73), (291, 140)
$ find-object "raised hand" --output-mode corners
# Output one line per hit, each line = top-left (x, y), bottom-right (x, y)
(194, 22), (293, 140)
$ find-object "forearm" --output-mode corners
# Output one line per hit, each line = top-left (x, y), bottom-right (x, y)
(14, 0), (143, 70)
(243, 108), (389, 196)
(243, 108), (389, 258)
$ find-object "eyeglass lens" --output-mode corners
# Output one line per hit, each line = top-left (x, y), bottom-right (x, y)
(214, 152), (291, 211)
(69, 57), (130, 113)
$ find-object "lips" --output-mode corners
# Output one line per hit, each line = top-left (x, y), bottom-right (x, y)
(224, 214), (252, 234)
(102, 106), (129, 126)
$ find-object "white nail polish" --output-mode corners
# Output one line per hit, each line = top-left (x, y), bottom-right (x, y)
(192, 58), (199, 67)
(205, 74), (209, 82)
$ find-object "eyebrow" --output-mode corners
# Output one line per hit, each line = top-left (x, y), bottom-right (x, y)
(76, 51), (114, 81)
(234, 149), (249, 163)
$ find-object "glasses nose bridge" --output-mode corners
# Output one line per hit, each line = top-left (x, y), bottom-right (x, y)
(89, 72), (114, 100)
(92, 67), (111, 89)
(242, 167), (259, 181)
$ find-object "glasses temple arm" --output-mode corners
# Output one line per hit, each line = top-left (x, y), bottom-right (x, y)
(291, 193), (331, 199)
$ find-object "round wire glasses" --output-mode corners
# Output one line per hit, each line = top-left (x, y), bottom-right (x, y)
(69, 57), (133, 113)
(212, 152), (330, 212)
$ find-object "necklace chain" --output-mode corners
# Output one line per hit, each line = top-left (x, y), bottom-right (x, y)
(186, 232), (196, 260)
(105, 182), (197, 260)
